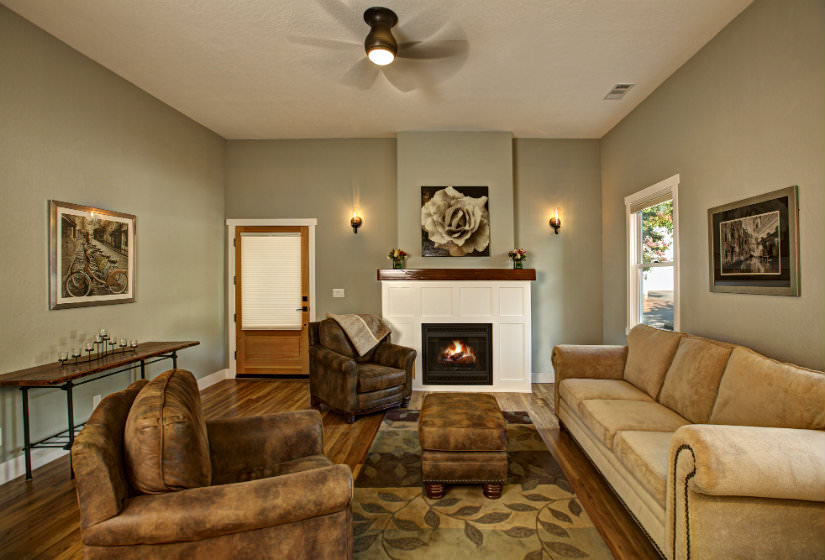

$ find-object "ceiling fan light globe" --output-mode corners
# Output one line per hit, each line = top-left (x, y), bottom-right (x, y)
(368, 47), (395, 66)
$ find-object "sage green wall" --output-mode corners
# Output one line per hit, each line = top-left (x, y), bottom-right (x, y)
(0, 6), (226, 463)
(600, 0), (824, 369)
(224, 139), (397, 317)
(397, 131), (515, 267)
(514, 140), (603, 376)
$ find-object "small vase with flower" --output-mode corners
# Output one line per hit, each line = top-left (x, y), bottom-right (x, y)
(387, 248), (408, 269)
(508, 248), (527, 269)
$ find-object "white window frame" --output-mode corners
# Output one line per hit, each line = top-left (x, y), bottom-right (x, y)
(625, 174), (680, 333)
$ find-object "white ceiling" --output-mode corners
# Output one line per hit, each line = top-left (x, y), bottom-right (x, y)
(2, 0), (752, 139)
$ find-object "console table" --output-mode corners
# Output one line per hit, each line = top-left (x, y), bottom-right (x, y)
(0, 341), (199, 480)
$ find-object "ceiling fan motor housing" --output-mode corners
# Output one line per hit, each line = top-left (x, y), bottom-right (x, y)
(364, 7), (398, 58)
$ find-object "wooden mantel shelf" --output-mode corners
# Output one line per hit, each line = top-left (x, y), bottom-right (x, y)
(377, 268), (536, 281)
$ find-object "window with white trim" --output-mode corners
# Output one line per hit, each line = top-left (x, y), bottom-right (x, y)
(625, 175), (680, 332)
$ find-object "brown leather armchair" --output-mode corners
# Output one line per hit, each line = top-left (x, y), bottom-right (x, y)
(71, 375), (353, 560)
(309, 318), (416, 423)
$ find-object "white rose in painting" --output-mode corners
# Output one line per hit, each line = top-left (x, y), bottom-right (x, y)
(421, 187), (490, 256)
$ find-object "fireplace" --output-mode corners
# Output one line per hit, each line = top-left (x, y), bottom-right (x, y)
(421, 323), (492, 385)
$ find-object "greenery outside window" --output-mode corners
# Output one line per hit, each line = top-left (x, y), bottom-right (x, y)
(625, 175), (680, 332)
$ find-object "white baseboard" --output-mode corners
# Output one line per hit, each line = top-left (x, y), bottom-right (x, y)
(0, 369), (231, 485)
(0, 447), (68, 486)
(197, 368), (231, 390)
(532, 371), (556, 384)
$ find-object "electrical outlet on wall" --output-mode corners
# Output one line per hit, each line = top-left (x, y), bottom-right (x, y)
(332, 289), (345, 298)
(92, 394), (102, 409)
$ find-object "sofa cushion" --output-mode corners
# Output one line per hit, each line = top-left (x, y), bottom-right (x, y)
(357, 363), (405, 393)
(613, 431), (673, 506)
(658, 336), (734, 423)
(624, 324), (684, 398)
(357, 386), (404, 410)
(124, 369), (211, 494)
(579, 399), (689, 449)
(709, 347), (825, 429)
(318, 318), (357, 359)
(318, 318), (380, 362)
(559, 378), (653, 413)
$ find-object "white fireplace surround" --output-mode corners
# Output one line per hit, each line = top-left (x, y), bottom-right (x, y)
(380, 279), (532, 393)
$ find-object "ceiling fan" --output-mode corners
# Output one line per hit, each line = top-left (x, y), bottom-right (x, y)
(289, 3), (469, 92)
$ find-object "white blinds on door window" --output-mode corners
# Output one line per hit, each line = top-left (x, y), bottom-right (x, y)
(241, 233), (302, 330)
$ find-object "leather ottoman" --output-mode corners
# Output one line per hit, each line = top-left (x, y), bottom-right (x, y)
(418, 393), (508, 499)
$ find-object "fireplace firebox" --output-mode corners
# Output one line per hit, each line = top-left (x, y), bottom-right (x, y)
(421, 323), (492, 385)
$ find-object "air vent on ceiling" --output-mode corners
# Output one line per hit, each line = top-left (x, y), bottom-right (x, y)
(604, 83), (635, 100)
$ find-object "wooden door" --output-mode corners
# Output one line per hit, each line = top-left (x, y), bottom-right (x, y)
(235, 226), (309, 376)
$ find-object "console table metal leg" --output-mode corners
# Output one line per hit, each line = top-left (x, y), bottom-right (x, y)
(64, 382), (75, 479)
(172, 351), (178, 369)
(21, 387), (32, 481)
(140, 360), (145, 379)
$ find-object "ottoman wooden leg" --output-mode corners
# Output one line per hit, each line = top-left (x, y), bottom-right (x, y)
(482, 483), (502, 499)
(425, 483), (446, 499)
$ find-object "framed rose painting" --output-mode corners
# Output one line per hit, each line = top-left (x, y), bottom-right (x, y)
(421, 186), (490, 257)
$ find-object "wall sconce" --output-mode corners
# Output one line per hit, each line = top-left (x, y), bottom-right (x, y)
(549, 208), (561, 234)
(350, 208), (363, 234)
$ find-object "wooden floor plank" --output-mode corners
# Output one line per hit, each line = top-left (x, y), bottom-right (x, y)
(0, 380), (659, 559)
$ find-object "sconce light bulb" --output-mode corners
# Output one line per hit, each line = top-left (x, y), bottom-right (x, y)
(549, 209), (561, 235)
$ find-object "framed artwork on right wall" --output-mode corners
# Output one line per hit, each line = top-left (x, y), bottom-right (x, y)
(707, 185), (799, 296)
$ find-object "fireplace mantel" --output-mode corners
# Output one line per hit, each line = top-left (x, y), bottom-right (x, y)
(377, 268), (536, 281)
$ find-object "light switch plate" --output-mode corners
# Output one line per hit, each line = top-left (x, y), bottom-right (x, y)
(332, 289), (345, 298)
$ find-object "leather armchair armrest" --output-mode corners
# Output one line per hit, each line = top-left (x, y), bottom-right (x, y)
(374, 343), (417, 398)
(82, 464), (353, 546)
(310, 346), (357, 375)
(374, 343), (416, 370)
(207, 410), (324, 484)
(669, 424), (825, 502)
(551, 344), (627, 413)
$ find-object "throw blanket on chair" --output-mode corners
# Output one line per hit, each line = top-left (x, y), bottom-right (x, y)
(326, 313), (391, 356)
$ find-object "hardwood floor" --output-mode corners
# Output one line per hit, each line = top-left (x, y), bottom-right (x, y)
(0, 380), (659, 559)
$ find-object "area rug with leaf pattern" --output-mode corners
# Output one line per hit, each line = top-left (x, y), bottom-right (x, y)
(353, 409), (613, 559)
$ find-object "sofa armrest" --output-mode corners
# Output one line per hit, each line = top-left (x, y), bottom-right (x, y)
(310, 346), (357, 375)
(207, 410), (324, 484)
(551, 344), (627, 414)
(669, 424), (825, 502)
(374, 342), (416, 371)
(374, 343), (416, 398)
(82, 464), (353, 546)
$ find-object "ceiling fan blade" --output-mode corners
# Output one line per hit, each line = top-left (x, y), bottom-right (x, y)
(287, 35), (359, 51)
(312, 0), (364, 39)
(381, 63), (419, 93)
(397, 39), (469, 60)
(341, 58), (379, 90)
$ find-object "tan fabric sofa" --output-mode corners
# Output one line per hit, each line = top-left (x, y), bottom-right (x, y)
(552, 324), (825, 560)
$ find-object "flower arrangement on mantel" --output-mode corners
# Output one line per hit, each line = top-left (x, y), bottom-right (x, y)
(387, 248), (408, 269)
(508, 248), (527, 269)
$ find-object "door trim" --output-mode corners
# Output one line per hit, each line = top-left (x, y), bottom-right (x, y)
(226, 218), (317, 378)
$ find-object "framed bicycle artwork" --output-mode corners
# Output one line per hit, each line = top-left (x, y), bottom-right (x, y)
(49, 200), (136, 309)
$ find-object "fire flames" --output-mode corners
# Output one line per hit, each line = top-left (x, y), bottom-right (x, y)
(439, 339), (477, 365)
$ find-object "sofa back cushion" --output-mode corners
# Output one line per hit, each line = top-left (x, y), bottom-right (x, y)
(709, 347), (825, 429)
(623, 324), (684, 398)
(658, 336), (734, 423)
(124, 369), (211, 493)
(318, 318), (381, 362)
